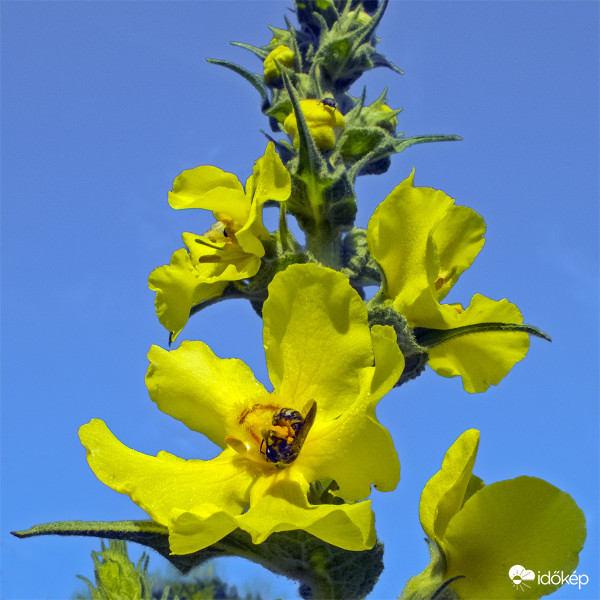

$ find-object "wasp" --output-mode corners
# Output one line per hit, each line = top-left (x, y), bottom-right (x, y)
(319, 97), (336, 112)
(260, 401), (317, 468)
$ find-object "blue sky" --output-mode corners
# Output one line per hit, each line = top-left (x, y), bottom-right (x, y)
(1, 1), (598, 599)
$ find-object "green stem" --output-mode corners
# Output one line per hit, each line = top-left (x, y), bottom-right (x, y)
(279, 204), (291, 251)
(305, 227), (341, 269)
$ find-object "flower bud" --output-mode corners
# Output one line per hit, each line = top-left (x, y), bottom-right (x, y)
(263, 45), (295, 82)
(371, 103), (399, 133)
(283, 98), (345, 151)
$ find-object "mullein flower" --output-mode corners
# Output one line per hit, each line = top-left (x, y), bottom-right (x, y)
(80, 264), (405, 554)
(263, 44), (295, 82)
(367, 170), (530, 392)
(402, 429), (586, 599)
(148, 142), (290, 339)
(283, 98), (345, 151)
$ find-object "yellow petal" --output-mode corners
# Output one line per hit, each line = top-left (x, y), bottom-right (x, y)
(433, 205), (486, 302)
(419, 429), (480, 545)
(263, 263), (374, 420)
(363, 324), (405, 401)
(79, 419), (256, 526)
(444, 477), (586, 599)
(368, 170), (452, 309)
(299, 402), (400, 501)
(146, 341), (268, 447)
(168, 165), (249, 227)
(148, 248), (227, 341)
(168, 506), (240, 555)
(238, 478), (376, 551)
(235, 143), (291, 257)
(428, 294), (530, 393)
(368, 171), (487, 330)
(250, 142), (291, 206)
(292, 324), (403, 500)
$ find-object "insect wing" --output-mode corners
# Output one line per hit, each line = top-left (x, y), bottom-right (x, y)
(291, 400), (317, 454)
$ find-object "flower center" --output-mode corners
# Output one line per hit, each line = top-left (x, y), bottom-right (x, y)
(260, 407), (305, 467)
(228, 400), (317, 469)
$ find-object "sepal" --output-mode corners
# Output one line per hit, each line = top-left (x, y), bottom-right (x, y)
(230, 40), (270, 60)
(367, 300), (429, 386)
(310, 0), (394, 91)
(341, 227), (382, 287)
(400, 539), (461, 600)
(206, 58), (270, 112)
(307, 478), (345, 506)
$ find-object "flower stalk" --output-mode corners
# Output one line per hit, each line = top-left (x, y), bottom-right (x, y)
(13, 2), (586, 599)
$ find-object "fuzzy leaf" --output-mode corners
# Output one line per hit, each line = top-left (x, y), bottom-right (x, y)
(13, 520), (384, 599)
(206, 58), (270, 111)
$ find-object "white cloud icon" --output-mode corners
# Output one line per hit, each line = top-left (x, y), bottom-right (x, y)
(509, 565), (535, 589)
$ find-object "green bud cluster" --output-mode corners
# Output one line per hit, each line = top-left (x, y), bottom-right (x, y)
(209, 0), (459, 183)
(75, 540), (169, 600)
(201, 0), (460, 315)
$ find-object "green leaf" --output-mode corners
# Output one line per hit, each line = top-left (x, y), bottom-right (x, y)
(393, 133), (463, 153)
(206, 58), (270, 112)
(414, 322), (552, 349)
(264, 98), (293, 123)
(230, 40), (270, 60)
(281, 70), (329, 183)
(372, 52), (404, 75)
(12, 520), (204, 574)
(13, 520), (384, 600)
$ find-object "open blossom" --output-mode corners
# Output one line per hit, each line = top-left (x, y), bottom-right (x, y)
(367, 170), (530, 393)
(80, 264), (405, 554)
(402, 429), (586, 600)
(148, 142), (290, 339)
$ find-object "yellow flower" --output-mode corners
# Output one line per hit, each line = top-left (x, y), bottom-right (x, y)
(148, 142), (290, 340)
(283, 99), (345, 151)
(403, 429), (586, 599)
(367, 170), (530, 393)
(263, 45), (295, 82)
(80, 264), (405, 554)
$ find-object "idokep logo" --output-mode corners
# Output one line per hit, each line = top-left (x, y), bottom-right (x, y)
(509, 565), (535, 591)
(509, 564), (589, 592)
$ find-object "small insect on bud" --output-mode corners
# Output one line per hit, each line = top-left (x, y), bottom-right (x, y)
(320, 97), (337, 113)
